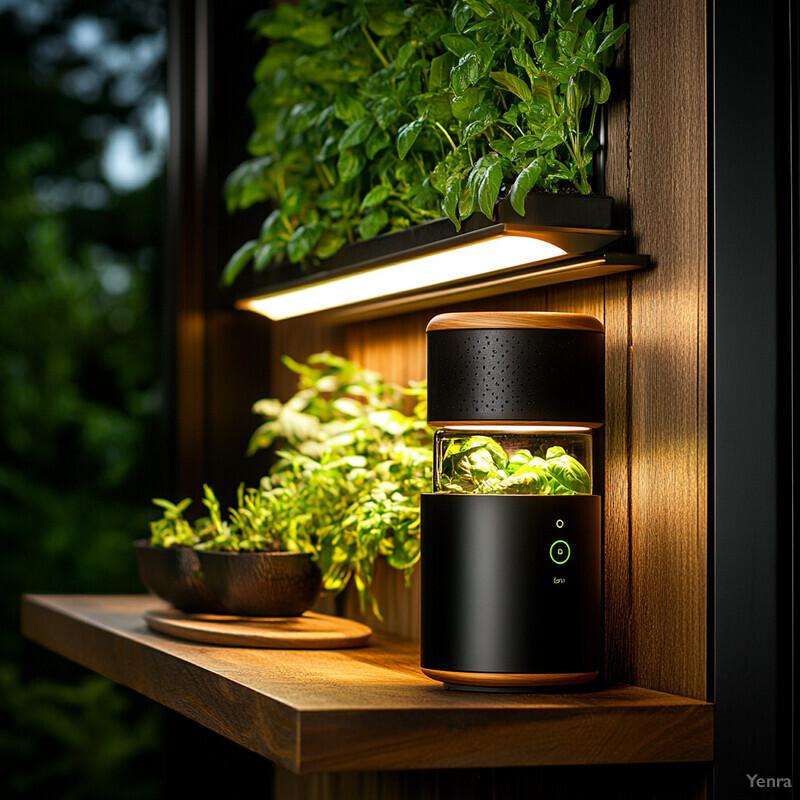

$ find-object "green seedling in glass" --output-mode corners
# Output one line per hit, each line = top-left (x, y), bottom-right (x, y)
(439, 437), (591, 495)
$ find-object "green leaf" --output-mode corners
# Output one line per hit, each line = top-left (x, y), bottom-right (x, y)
(286, 101), (318, 135)
(556, 0), (572, 23)
(365, 127), (391, 159)
(430, 52), (455, 89)
(489, 137), (513, 158)
(511, 46), (537, 78)
(581, 26), (597, 54)
(253, 241), (282, 272)
(498, 463), (550, 494)
(442, 175), (462, 229)
(601, 4), (614, 32)
(397, 117), (424, 159)
(511, 134), (539, 155)
(462, 110), (495, 142)
(545, 452), (592, 494)
(542, 60), (579, 84)
(339, 118), (374, 150)
(259, 208), (284, 240)
(292, 21), (332, 48)
(440, 33), (474, 58)
(597, 23), (629, 54)
(451, 56), (478, 95)
(334, 92), (366, 124)
(476, 157), (504, 218)
(539, 130), (563, 152)
(358, 208), (389, 240)
(510, 8), (540, 44)
(286, 223), (323, 262)
(451, 87), (486, 122)
(221, 239), (258, 286)
(451, 3), (471, 33)
(577, 59), (611, 103)
(281, 185), (304, 217)
(489, 70), (532, 102)
(557, 30), (578, 57)
(253, 19), (295, 39)
(509, 158), (542, 216)
(360, 184), (391, 210)
(464, 0), (492, 17)
(592, 70), (611, 103)
(507, 449), (533, 473)
(337, 149), (366, 182)
(314, 230), (347, 260)
(367, 8), (407, 37)
(395, 41), (417, 69)
(458, 164), (481, 217)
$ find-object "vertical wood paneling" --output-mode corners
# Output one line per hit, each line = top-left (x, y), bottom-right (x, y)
(268, 319), (345, 401)
(601, 2), (635, 685)
(603, 275), (635, 682)
(626, 0), (707, 699)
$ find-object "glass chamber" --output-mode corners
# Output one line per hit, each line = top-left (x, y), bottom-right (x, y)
(433, 426), (593, 495)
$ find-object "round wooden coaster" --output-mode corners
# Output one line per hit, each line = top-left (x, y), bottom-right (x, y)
(143, 608), (372, 649)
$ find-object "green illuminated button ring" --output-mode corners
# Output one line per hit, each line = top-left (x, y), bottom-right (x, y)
(550, 540), (571, 565)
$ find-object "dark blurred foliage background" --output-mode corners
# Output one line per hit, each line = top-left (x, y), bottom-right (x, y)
(0, 0), (169, 796)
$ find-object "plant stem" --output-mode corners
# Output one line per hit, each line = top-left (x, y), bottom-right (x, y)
(314, 162), (330, 190)
(588, 101), (598, 144)
(360, 25), (390, 70)
(320, 162), (336, 187)
(391, 197), (438, 220)
(434, 121), (457, 152)
(566, 125), (590, 194)
(495, 124), (516, 141)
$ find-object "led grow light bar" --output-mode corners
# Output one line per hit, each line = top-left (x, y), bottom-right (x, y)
(235, 196), (639, 322)
(237, 233), (566, 321)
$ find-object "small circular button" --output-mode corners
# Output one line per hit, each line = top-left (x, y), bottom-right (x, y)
(550, 540), (571, 564)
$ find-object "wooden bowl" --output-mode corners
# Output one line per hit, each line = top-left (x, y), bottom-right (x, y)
(133, 540), (226, 614)
(197, 550), (322, 617)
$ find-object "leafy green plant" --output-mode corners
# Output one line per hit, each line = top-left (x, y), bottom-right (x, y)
(148, 497), (197, 547)
(437, 436), (591, 494)
(196, 483), (284, 552)
(148, 353), (432, 616)
(248, 353), (432, 615)
(223, 0), (628, 283)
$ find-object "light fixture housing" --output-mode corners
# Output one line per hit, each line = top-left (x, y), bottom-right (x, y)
(236, 195), (648, 322)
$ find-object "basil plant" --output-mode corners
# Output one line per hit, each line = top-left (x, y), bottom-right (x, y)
(436, 435), (591, 495)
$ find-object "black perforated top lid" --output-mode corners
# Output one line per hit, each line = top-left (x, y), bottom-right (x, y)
(426, 312), (604, 426)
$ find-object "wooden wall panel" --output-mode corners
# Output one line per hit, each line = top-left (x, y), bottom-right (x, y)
(626, 0), (707, 700)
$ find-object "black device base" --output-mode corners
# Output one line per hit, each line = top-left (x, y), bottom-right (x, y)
(420, 493), (601, 689)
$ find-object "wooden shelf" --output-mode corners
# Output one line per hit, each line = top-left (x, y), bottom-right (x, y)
(22, 594), (713, 774)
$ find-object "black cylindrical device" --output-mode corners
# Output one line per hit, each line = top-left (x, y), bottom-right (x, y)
(420, 312), (603, 690)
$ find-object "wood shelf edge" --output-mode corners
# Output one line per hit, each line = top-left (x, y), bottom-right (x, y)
(21, 594), (712, 774)
(20, 593), (305, 773)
